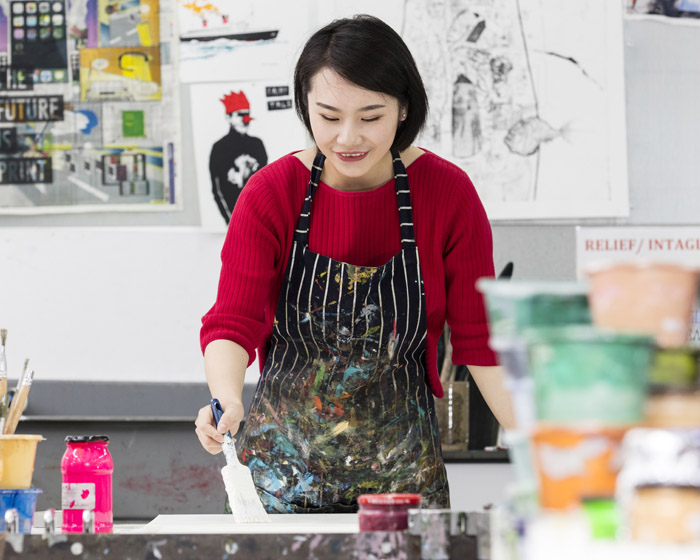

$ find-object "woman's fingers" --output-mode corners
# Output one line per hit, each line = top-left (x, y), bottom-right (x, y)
(194, 404), (224, 454)
(216, 404), (243, 438)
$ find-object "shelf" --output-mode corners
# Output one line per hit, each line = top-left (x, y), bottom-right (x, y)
(442, 449), (510, 463)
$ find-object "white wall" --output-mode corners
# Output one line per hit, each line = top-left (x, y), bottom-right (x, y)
(446, 463), (515, 512)
(0, 228), (259, 383)
(2, 17), (699, 384)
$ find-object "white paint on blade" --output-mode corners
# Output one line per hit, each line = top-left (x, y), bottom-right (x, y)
(222, 434), (237, 464)
(221, 464), (270, 523)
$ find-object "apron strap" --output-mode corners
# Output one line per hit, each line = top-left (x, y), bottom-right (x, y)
(392, 151), (417, 251)
(293, 151), (325, 247)
(293, 150), (418, 251)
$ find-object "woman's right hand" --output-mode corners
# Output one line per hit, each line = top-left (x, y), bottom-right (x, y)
(194, 399), (245, 454)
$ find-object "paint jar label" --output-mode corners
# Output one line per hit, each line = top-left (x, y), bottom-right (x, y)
(61, 483), (96, 510)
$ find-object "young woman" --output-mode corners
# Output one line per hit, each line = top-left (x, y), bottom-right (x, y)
(195, 14), (514, 513)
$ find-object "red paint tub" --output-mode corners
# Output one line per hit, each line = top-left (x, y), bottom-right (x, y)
(358, 493), (422, 531)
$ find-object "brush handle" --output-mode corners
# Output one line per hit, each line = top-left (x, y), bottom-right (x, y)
(0, 378), (6, 401)
(210, 398), (241, 466)
(4, 385), (28, 435)
(210, 398), (232, 436)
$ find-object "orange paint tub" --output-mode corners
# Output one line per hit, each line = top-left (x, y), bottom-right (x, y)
(532, 426), (626, 510)
(586, 262), (699, 348)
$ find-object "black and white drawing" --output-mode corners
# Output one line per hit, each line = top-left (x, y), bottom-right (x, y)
(391, 0), (629, 219)
(191, 81), (307, 230)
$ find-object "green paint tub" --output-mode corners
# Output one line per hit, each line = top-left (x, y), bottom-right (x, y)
(648, 347), (700, 391)
(476, 280), (591, 339)
(527, 326), (654, 425)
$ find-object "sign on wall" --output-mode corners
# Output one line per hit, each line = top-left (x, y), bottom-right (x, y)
(576, 226), (700, 344)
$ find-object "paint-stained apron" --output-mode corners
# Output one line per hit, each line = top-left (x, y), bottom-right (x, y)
(237, 151), (450, 513)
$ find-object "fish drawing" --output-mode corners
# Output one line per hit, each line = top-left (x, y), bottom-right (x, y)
(504, 116), (569, 156)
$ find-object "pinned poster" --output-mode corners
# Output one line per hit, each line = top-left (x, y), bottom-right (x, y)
(190, 81), (308, 230)
(394, 0), (629, 220)
(624, 0), (700, 24)
(0, 0), (180, 215)
(98, 0), (160, 47)
(79, 46), (161, 101)
(177, 0), (312, 83)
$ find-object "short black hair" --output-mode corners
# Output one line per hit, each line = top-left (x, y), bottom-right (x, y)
(294, 14), (428, 153)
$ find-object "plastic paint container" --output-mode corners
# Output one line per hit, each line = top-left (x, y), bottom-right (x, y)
(61, 435), (114, 533)
(527, 326), (653, 425)
(581, 498), (620, 540)
(648, 346), (699, 391)
(358, 493), (422, 531)
(617, 428), (700, 542)
(0, 488), (42, 533)
(645, 390), (700, 428)
(503, 429), (540, 508)
(629, 486), (700, 543)
(0, 435), (43, 489)
(586, 261), (699, 348)
(476, 279), (591, 339)
(531, 425), (626, 510)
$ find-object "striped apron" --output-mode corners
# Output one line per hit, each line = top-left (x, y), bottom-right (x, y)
(237, 151), (450, 513)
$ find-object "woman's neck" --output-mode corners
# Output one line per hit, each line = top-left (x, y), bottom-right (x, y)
(320, 151), (394, 193)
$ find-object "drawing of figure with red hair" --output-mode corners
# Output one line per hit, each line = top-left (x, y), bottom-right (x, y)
(209, 90), (267, 223)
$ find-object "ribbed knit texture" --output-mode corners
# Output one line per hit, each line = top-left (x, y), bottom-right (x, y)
(201, 150), (498, 398)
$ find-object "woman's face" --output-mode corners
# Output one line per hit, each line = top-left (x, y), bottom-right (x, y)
(307, 67), (405, 190)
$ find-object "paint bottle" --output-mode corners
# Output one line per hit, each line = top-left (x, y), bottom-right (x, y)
(61, 435), (113, 533)
(358, 493), (422, 531)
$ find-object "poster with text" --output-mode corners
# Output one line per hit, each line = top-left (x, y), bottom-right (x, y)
(0, 0), (181, 215)
(190, 81), (308, 230)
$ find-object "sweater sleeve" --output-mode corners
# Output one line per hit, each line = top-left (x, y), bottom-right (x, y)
(442, 171), (499, 366)
(200, 168), (284, 366)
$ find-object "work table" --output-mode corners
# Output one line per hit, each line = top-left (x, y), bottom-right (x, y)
(0, 514), (484, 560)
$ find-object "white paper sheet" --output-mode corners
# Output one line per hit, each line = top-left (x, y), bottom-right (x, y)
(143, 513), (360, 534)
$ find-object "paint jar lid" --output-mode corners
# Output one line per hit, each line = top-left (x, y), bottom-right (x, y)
(358, 493), (422, 506)
(65, 435), (109, 443)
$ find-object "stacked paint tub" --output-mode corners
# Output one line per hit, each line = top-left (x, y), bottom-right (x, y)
(588, 262), (700, 543)
(478, 261), (700, 545)
(476, 279), (596, 515)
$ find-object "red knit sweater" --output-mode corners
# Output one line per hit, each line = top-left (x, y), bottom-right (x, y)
(201, 150), (498, 398)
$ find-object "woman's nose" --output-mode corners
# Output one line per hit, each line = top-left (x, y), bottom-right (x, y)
(336, 120), (362, 146)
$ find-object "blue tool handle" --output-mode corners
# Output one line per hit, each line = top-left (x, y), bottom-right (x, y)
(210, 398), (231, 437)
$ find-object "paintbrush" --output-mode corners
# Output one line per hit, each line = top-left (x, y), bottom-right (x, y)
(210, 398), (269, 523)
(4, 368), (34, 435)
(4, 358), (30, 432)
(0, 329), (7, 433)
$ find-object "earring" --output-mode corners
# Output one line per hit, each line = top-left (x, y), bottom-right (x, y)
(402, 112), (407, 118)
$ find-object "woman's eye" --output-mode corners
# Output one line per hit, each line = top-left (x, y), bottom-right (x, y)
(362, 117), (381, 123)
(320, 115), (339, 122)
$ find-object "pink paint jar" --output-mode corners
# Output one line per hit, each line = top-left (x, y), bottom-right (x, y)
(61, 435), (113, 533)
(358, 493), (422, 531)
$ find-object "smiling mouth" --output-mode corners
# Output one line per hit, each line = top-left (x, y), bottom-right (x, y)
(336, 151), (368, 162)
